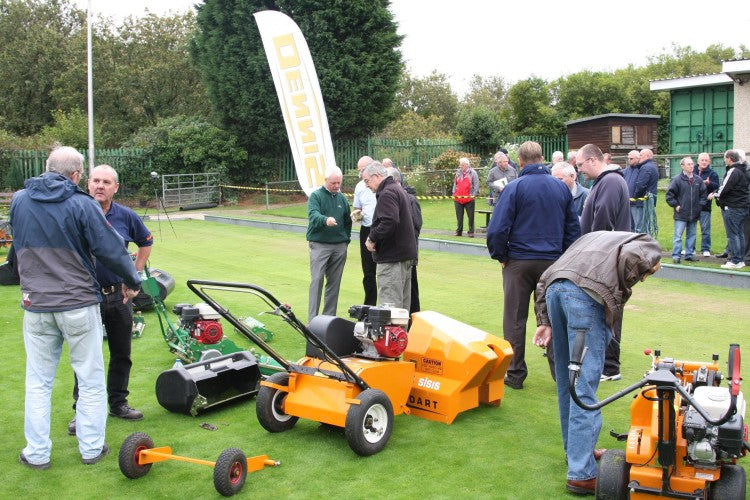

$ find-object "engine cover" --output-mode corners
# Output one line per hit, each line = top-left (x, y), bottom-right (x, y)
(373, 325), (408, 358)
(192, 319), (223, 344)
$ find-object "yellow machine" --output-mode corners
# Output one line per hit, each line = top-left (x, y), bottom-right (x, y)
(187, 281), (513, 456)
(569, 343), (747, 499)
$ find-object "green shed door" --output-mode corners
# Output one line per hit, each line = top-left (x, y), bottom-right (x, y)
(670, 85), (733, 155)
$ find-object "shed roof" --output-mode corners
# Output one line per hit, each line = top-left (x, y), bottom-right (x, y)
(564, 113), (660, 126)
(649, 58), (750, 91)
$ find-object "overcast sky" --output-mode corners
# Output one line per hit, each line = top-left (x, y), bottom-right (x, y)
(76, 0), (749, 96)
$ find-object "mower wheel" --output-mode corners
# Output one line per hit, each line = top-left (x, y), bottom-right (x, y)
(595, 449), (629, 500)
(709, 464), (746, 500)
(118, 432), (155, 479)
(256, 372), (298, 432)
(345, 389), (393, 456)
(213, 448), (247, 497)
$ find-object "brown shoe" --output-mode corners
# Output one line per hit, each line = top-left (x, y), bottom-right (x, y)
(593, 449), (606, 461)
(566, 478), (596, 495)
(467, 232), (474, 238)
(454, 231), (462, 236)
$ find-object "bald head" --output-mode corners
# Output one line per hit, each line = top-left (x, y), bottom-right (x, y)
(639, 149), (653, 162)
(357, 156), (374, 171)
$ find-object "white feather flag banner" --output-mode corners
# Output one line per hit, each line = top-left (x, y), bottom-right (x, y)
(254, 10), (336, 197)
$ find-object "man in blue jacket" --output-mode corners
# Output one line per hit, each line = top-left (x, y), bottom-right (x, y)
(624, 149), (659, 232)
(487, 141), (581, 390)
(10, 146), (141, 469)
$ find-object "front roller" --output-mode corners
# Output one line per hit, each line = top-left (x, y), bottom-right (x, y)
(118, 432), (280, 497)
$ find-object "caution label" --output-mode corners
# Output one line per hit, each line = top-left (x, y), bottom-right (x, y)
(420, 357), (443, 375)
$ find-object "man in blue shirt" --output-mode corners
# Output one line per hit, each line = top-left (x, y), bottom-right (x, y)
(68, 165), (153, 435)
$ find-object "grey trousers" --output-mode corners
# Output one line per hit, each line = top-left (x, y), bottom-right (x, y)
(376, 260), (413, 310)
(308, 241), (348, 323)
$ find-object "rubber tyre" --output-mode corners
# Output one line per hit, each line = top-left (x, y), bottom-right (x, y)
(256, 372), (298, 432)
(118, 432), (155, 479)
(344, 389), (394, 456)
(709, 464), (746, 500)
(595, 449), (629, 500)
(213, 448), (247, 497)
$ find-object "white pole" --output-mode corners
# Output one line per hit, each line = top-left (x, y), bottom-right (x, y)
(86, 0), (95, 173)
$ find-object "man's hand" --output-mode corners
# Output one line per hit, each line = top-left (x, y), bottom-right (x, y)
(121, 284), (140, 304)
(325, 216), (337, 227)
(533, 325), (552, 348)
(365, 237), (376, 252)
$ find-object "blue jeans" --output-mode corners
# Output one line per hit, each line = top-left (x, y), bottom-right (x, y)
(721, 207), (748, 265)
(630, 205), (643, 232)
(672, 219), (697, 258)
(699, 211), (712, 252)
(547, 280), (611, 481)
(23, 305), (106, 464)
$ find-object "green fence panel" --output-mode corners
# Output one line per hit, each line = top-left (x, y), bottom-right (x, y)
(512, 135), (568, 162)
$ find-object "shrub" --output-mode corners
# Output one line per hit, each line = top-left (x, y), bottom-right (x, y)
(124, 115), (247, 195)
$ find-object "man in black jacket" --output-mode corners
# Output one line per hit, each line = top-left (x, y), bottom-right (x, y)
(666, 157), (707, 263)
(709, 150), (749, 269)
(363, 162), (417, 310)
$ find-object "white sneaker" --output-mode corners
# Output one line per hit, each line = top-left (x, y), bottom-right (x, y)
(703, 251), (711, 257)
(680, 250), (685, 255)
(721, 262), (745, 269)
(600, 373), (622, 381)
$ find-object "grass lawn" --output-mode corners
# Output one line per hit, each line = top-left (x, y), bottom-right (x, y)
(3, 220), (749, 498)
(245, 193), (736, 263)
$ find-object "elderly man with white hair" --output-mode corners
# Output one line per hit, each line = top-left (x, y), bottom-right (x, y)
(306, 166), (352, 322)
(486, 151), (518, 205)
(551, 162), (589, 218)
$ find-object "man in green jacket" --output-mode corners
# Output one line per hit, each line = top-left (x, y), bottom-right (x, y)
(306, 166), (352, 323)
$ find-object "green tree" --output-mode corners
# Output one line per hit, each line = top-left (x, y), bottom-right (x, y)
(506, 76), (563, 136)
(190, 0), (403, 179)
(124, 115), (247, 193)
(53, 11), (211, 145)
(463, 74), (507, 111)
(379, 110), (455, 141)
(397, 71), (459, 132)
(456, 106), (503, 154)
(0, 0), (85, 135)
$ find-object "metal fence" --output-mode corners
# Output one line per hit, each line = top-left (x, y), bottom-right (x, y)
(272, 137), (482, 181)
(512, 134), (568, 162)
(0, 148), (150, 194)
(160, 172), (220, 208)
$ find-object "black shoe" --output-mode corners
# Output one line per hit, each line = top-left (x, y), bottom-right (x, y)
(82, 443), (109, 465)
(110, 404), (144, 420)
(68, 417), (76, 436)
(467, 232), (474, 238)
(716, 252), (729, 258)
(504, 377), (523, 390)
(684, 256), (699, 262)
(672, 257), (680, 264)
(19, 453), (50, 470)
(454, 231), (462, 236)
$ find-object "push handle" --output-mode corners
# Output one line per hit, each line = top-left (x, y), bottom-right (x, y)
(727, 344), (741, 397)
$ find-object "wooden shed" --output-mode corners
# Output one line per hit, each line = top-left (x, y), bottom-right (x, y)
(565, 113), (660, 154)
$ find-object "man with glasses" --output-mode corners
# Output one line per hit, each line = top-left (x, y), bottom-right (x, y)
(10, 146), (141, 469)
(363, 162), (416, 310)
(576, 144), (631, 382)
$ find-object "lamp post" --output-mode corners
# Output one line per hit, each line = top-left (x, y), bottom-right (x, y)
(86, 0), (95, 173)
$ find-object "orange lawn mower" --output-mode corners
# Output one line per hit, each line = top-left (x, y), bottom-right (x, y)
(569, 341), (747, 499)
(118, 431), (279, 497)
(185, 280), (513, 456)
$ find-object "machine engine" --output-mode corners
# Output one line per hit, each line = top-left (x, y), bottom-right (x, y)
(172, 303), (224, 345)
(682, 373), (747, 468)
(348, 305), (409, 359)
